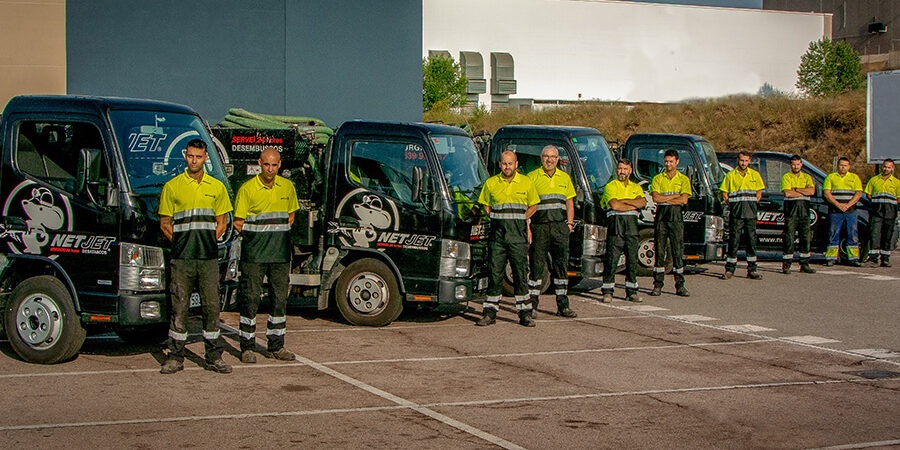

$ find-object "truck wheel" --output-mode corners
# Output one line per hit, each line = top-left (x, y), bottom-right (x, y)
(635, 229), (656, 277)
(5, 276), (85, 364)
(501, 260), (550, 296)
(115, 323), (169, 345)
(335, 259), (402, 326)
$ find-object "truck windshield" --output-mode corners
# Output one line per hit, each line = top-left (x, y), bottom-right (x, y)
(108, 110), (230, 193)
(696, 141), (725, 186)
(433, 134), (488, 221)
(572, 135), (615, 192)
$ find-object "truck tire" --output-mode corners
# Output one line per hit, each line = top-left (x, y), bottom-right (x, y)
(501, 260), (550, 297)
(4, 276), (86, 364)
(335, 259), (402, 326)
(115, 323), (169, 345)
(635, 228), (656, 277)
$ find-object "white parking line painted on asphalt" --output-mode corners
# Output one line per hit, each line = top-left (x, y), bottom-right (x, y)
(0, 373), (888, 433)
(720, 324), (777, 333)
(220, 323), (526, 450)
(858, 274), (900, 281)
(668, 314), (718, 322)
(783, 336), (841, 345)
(806, 438), (900, 450)
(846, 349), (900, 359)
(618, 305), (669, 312)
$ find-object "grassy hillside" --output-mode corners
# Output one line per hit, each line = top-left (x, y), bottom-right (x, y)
(426, 90), (879, 179)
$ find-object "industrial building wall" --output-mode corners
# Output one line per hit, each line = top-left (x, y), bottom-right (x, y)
(66, 0), (422, 125)
(0, 0), (66, 109)
(424, 0), (827, 106)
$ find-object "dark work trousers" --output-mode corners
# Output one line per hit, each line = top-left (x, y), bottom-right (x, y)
(726, 217), (758, 273)
(870, 214), (897, 262)
(485, 231), (531, 314)
(653, 220), (685, 289)
(239, 261), (291, 352)
(167, 259), (222, 362)
(783, 214), (812, 264)
(602, 232), (639, 296)
(529, 221), (570, 306)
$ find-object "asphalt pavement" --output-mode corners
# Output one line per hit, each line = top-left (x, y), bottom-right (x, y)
(0, 253), (897, 449)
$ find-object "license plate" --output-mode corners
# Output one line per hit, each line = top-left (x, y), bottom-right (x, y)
(189, 292), (201, 308)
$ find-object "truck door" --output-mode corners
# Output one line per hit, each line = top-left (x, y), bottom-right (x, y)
(4, 119), (118, 313)
(336, 138), (442, 294)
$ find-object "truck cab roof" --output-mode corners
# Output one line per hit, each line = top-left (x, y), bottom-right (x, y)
(337, 121), (470, 138)
(494, 125), (604, 138)
(624, 133), (708, 144)
(3, 95), (198, 116)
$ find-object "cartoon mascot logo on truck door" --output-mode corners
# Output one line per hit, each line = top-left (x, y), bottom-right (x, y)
(329, 188), (399, 248)
(0, 181), (73, 256)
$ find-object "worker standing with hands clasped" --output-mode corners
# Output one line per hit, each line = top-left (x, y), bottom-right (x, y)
(823, 156), (863, 267)
(649, 149), (692, 297)
(478, 150), (540, 327)
(158, 139), (233, 374)
(780, 154), (817, 274)
(527, 145), (577, 318)
(234, 147), (300, 363)
(600, 159), (646, 303)
(720, 150), (765, 280)
(864, 158), (900, 267)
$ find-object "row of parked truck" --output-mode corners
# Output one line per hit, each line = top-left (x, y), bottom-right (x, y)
(0, 95), (883, 364)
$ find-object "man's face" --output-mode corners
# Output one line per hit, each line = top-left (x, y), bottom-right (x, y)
(499, 152), (518, 178)
(882, 161), (894, 176)
(790, 159), (803, 174)
(663, 155), (678, 173)
(259, 150), (281, 184)
(541, 147), (560, 172)
(185, 145), (208, 175)
(837, 159), (850, 175)
(737, 154), (751, 171)
(616, 162), (632, 182)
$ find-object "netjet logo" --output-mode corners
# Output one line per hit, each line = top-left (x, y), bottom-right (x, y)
(328, 188), (437, 251)
(49, 234), (116, 255)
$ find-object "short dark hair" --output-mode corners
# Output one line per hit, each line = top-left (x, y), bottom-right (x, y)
(838, 156), (850, 164)
(790, 154), (802, 162)
(738, 150), (751, 158)
(617, 158), (632, 167)
(884, 158), (894, 165)
(186, 139), (207, 151)
(664, 149), (679, 159)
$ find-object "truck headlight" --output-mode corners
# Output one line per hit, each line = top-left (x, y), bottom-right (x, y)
(120, 242), (165, 291)
(224, 237), (241, 282)
(705, 215), (724, 242)
(440, 239), (471, 277)
(582, 224), (606, 256)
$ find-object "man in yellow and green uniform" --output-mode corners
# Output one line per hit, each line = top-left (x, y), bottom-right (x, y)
(649, 149), (692, 297)
(864, 158), (900, 267)
(823, 156), (863, 266)
(527, 145), (577, 318)
(158, 139), (233, 374)
(234, 147), (300, 363)
(720, 150), (765, 279)
(600, 159), (647, 303)
(477, 150), (539, 327)
(780, 154), (817, 274)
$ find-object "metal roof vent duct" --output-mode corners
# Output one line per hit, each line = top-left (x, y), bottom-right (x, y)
(491, 52), (517, 95)
(460, 51), (486, 95)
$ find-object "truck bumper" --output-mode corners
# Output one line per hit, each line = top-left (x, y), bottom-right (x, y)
(436, 275), (488, 304)
(118, 292), (168, 326)
(685, 242), (726, 263)
(579, 256), (604, 278)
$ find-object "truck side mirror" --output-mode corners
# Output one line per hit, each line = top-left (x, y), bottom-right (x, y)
(411, 165), (435, 209)
(77, 148), (104, 204)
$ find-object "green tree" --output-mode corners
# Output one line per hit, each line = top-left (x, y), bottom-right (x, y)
(796, 38), (863, 97)
(422, 55), (467, 111)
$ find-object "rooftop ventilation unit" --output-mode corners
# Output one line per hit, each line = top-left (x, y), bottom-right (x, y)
(459, 51), (486, 95)
(491, 52), (517, 95)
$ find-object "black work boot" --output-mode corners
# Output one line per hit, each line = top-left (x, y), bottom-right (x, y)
(518, 310), (536, 327)
(476, 309), (497, 326)
(530, 295), (539, 319)
(800, 263), (816, 273)
(782, 261), (791, 274)
(882, 256), (892, 268)
(556, 296), (577, 318)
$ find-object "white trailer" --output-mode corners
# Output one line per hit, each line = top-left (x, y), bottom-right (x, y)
(867, 70), (900, 163)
